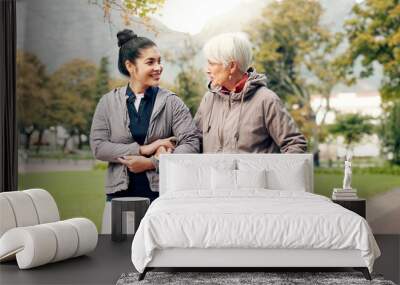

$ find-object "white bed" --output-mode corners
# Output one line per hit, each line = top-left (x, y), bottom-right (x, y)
(131, 154), (380, 280)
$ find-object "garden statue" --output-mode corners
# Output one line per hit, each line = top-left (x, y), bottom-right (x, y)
(343, 152), (353, 190)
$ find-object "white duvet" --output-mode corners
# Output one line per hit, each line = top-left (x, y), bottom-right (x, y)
(131, 190), (380, 273)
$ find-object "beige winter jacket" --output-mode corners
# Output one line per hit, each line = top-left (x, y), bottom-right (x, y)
(194, 69), (307, 153)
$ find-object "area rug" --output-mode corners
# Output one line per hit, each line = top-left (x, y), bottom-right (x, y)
(116, 271), (396, 285)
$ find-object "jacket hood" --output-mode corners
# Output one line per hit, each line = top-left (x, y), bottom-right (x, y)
(207, 68), (267, 101)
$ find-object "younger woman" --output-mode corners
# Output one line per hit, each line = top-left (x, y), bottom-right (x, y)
(90, 29), (199, 233)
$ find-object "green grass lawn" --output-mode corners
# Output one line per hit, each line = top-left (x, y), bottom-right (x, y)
(18, 170), (400, 231)
(18, 171), (106, 231)
(314, 172), (400, 198)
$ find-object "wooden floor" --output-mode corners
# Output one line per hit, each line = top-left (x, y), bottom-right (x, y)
(0, 235), (134, 285)
(0, 235), (398, 285)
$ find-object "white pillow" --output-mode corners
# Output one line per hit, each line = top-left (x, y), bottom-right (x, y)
(211, 168), (236, 190)
(236, 169), (267, 189)
(266, 163), (307, 191)
(167, 163), (210, 191)
(238, 159), (308, 191)
(166, 160), (235, 192)
(211, 169), (268, 190)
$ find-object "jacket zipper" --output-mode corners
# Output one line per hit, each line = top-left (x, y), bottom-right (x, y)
(145, 96), (166, 144)
(219, 95), (232, 151)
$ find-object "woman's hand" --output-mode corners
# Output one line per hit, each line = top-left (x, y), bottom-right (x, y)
(139, 137), (176, 156)
(154, 145), (172, 159)
(118, 156), (155, 173)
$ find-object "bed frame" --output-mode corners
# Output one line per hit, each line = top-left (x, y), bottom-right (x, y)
(138, 154), (371, 281)
(139, 248), (371, 280)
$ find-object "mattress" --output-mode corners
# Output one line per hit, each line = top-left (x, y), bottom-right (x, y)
(131, 190), (380, 273)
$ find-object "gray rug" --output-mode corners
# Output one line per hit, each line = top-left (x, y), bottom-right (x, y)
(116, 271), (396, 285)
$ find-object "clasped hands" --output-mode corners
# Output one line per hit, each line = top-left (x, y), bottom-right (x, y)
(118, 137), (176, 173)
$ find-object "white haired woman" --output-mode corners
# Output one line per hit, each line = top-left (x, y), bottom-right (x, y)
(194, 33), (307, 153)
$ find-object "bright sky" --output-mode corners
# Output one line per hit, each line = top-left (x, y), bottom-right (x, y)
(155, 0), (244, 35)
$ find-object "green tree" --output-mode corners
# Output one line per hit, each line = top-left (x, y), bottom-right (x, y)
(336, 0), (400, 165)
(165, 39), (206, 116)
(109, 77), (128, 90)
(336, 0), (400, 101)
(49, 59), (98, 151)
(328, 113), (374, 151)
(174, 68), (205, 116)
(249, 0), (342, 162)
(90, 0), (165, 26)
(380, 101), (400, 164)
(16, 51), (54, 151)
(95, 57), (110, 103)
(85, 57), (111, 151)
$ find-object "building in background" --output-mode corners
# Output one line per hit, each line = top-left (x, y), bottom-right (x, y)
(311, 91), (381, 161)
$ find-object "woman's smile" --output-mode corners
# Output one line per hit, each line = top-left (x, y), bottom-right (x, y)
(150, 73), (161, 80)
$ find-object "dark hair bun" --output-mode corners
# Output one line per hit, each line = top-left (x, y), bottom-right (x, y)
(117, 29), (137, 47)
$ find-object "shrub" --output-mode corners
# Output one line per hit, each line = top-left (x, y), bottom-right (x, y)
(93, 161), (107, 171)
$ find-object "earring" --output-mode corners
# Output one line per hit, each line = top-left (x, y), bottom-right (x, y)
(229, 74), (232, 80)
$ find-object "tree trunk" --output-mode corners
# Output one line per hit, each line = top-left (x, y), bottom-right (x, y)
(63, 137), (69, 153)
(310, 109), (320, 167)
(24, 129), (34, 150)
(78, 131), (83, 150)
(314, 91), (332, 167)
(25, 132), (32, 150)
(36, 129), (44, 154)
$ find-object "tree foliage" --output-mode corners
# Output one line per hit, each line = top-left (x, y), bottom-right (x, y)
(380, 101), (400, 164)
(249, 0), (342, 156)
(336, 0), (400, 164)
(95, 57), (110, 103)
(48, 59), (98, 150)
(336, 0), (400, 101)
(329, 113), (374, 149)
(90, 0), (165, 26)
(165, 39), (206, 116)
(251, 0), (341, 103)
(17, 53), (119, 153)
(16, 51), (54, 150)
(174, 68), (205, 116)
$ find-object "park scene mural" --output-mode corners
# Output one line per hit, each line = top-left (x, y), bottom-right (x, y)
(16, 0), (400, 233)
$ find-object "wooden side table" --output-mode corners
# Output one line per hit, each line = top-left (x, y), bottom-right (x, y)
(111, 197), (150, 242)
(332, 198), (366, 218)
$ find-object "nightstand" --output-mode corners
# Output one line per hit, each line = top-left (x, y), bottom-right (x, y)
(332, 198), (366, 218)
(111, 197), (150, 242)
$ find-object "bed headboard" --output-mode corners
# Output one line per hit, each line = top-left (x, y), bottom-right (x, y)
(159, 153), (313, 195)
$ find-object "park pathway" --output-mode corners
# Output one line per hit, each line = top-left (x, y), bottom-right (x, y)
(367, 188), (400, 234)
(18, 159), (96, 173)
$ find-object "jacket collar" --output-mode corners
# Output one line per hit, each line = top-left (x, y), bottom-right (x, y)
(116, 85), (174, 124)
(207, 67), (267, 101)
(126, 84), (158, 100)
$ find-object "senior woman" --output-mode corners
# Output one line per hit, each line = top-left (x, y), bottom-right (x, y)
(194, 33), (307, 153)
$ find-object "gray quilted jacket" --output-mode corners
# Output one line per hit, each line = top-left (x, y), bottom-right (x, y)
(90, 86), (200, 194)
